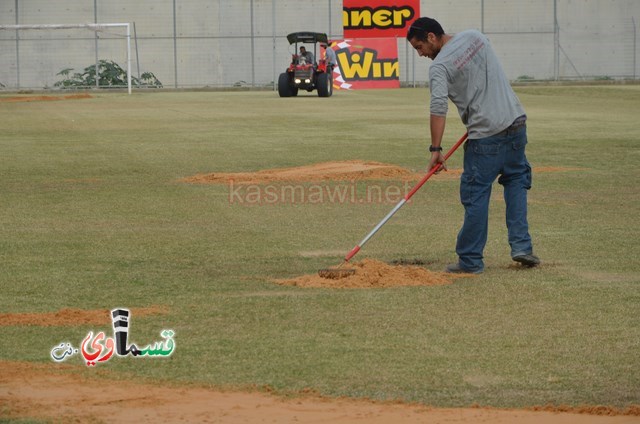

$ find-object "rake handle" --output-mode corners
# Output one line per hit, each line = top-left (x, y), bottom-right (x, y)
(405, 132), (469, 199)
(344, 132), (469, 263)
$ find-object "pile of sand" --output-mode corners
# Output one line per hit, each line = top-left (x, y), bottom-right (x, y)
(276, 259), (472, 288)
(182, 160), (422, 185)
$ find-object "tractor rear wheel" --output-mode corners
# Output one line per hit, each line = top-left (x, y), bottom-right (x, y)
(317, 72), (333, 97)
(278, 73), (293, 97)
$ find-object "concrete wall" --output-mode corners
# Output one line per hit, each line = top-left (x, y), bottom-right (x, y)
(1, 0), (638, 90)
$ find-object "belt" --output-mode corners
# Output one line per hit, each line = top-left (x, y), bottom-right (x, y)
(495, 115), (526, 137)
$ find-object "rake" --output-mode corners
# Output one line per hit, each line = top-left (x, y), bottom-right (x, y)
(318, 132), (468, 279)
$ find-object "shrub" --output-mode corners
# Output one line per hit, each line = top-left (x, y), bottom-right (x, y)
(54, 60), (162, 89)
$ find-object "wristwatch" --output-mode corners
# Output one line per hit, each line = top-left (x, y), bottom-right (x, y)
(429, 145), (443, 152)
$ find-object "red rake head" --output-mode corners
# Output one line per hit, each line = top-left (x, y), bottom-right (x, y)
(317, 268), (355, 280)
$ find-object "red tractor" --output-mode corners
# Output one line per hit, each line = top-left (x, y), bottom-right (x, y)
(278, 32), (333, 98)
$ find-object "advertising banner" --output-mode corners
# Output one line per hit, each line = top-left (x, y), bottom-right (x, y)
(343, 0), (420, 38)
(329, 38), (400, 90)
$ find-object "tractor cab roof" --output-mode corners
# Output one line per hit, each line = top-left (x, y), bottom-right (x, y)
(286, 32), (328, 45)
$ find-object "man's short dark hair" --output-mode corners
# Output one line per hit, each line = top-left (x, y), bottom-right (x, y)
(406, 17), (444, 42)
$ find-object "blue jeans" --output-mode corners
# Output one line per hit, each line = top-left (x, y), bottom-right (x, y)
(456, 125), (533, 272)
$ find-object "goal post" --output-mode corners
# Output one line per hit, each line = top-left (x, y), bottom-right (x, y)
(0, 23), (132, 94)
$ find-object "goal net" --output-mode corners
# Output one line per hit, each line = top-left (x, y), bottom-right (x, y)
(0, 23), (131, 94)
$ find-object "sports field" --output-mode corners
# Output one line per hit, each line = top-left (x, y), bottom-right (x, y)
(1, 85), (639, 422)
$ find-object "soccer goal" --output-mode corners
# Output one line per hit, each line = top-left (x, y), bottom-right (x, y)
(0, 23), (132, 94)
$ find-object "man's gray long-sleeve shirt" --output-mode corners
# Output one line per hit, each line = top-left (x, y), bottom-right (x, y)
(429, 30), (525, 139)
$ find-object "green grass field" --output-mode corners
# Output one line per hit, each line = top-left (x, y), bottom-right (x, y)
(1, 85), (639, 409)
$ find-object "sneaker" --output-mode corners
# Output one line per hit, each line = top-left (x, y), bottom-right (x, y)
(512, 254), (540, 267)
(445, 263), (483, 274)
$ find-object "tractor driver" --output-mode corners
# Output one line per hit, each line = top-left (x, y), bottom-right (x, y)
(299, 46), (314, 65)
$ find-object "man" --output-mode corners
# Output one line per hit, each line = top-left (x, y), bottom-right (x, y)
(407, 17), (539, 274)
(299, 46), (314, 65)
(321, 42), (337, 70)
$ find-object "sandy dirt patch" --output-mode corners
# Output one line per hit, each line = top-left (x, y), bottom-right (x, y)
(0, 305), (168, 327)
(0, 93), (93, 102)
(1, 361), (638, 424)
(276, 259), (472, 288)
(182, 161), (585, 185)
